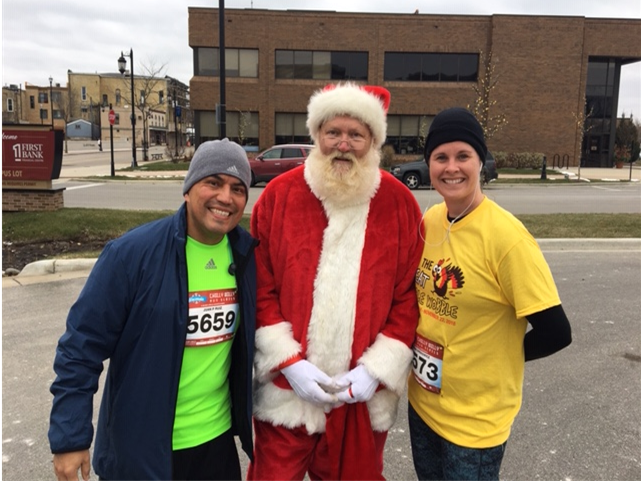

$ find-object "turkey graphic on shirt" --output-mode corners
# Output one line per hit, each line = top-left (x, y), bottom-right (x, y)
(431, 258), (465, 299)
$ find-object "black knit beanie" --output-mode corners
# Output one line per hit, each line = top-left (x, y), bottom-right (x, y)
(424, 108), (487, 165)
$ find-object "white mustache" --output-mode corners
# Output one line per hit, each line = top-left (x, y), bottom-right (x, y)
(329, 151), (358, 162)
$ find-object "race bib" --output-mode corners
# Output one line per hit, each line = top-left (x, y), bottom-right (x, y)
(412, 333), (444, 394)
(186, 289), (239, 347)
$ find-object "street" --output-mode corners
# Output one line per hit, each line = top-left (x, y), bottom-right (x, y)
(55, 180), (641, 215)
(53, 141), (641, 215)
(3, 246), (641, 480)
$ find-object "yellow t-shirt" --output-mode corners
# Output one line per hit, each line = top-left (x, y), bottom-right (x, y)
(173, 235), (239, 450)
(408, 198), (560, 448)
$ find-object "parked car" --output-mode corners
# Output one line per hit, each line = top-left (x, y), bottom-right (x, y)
(249, 144), (312, 186)
(390, 151), (498, 190)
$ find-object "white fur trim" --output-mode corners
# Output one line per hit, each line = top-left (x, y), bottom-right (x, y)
(306, 83), (387, 149)
(254, 323), (302, 382)
(359, 334), (414, 395)
(253, 381), (401, 434)
(367, 389), (401, 431)
(306, 202), (370, 376)
(253, 381), (328, 434)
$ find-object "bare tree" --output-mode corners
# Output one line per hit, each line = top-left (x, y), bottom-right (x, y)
(118, 59), (168, 161)
(417, 117), (429, 152)
(572, 96), (594, 178)
(468, 50), (508, 141)
(236, 110), (251, 146)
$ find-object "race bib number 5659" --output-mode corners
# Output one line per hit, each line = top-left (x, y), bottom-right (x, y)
(186, 289), (239, 347)
(412, 334), (444, 394)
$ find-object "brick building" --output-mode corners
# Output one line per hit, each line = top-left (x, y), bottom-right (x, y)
(188, 8), (641, 167)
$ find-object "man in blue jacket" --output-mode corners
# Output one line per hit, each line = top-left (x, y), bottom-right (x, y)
(49, 138), (258, 481)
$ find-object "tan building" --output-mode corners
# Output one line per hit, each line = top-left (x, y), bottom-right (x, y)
(67, 72), (177, 148)
(2, 84), (24, 125)
(188, 8), (641, 167)
(3, 81), (68, 130)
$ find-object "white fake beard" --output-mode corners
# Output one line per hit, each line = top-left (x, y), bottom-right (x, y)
(304, 147), (381, 207)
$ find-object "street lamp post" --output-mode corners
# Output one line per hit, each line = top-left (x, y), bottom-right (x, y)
(49, 76), (54, 128)
(173, 87), (178, 159)
(118, 49), (138, 168)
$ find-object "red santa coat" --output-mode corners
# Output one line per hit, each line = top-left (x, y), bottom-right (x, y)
(251, 164), (422, 443)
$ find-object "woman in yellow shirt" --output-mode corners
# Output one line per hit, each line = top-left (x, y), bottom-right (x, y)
(408, 108), (572, 481)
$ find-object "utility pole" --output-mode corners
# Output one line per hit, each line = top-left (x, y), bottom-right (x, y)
(219, 0), (226, 139)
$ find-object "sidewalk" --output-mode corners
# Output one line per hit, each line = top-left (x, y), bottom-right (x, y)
(501, 165), (641, 182)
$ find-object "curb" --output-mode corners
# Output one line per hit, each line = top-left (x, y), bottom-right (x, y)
(5, 239), (640, 282)
(537, 238), (641, 251)
(17, 258), (98, 277)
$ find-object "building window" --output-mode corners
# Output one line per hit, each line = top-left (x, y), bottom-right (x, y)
(52, 91), (62, 104)
(116, 89), (121, 106)
(40, 109), (48, 120)
(30, 96), (35, 109)
(38, 92), (49, 103)
(159, 90), (164, 104)
(386, 115), (433, 154)
(81, 86), (87, 101)
(196, 110), (259, 145)
(275, 113), (310, 144)
(115, 113), (120, 125)
(195, 47), (258, 78)
(53, 110), (63, 119)
(384, 52), (478, 82)
(227, 111), (259, 146)
(275, 50), (368, 80)
(102, 94), (108, 107)
(583, 57), (620, 167)
(7, 98), (14, 112)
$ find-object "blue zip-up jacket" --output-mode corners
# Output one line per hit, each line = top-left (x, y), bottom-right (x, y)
(49, 204), (257, 480)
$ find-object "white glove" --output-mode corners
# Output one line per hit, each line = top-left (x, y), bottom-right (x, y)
(281, 360), (341, 405)
(334, 364), (379, 404)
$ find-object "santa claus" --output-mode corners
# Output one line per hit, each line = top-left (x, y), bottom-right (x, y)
(249, 82), (423, 480)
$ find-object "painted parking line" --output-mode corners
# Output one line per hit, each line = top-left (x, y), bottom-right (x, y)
(61, 183), (104, 191)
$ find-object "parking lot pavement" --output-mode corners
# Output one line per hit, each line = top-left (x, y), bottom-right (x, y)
(2, 244), (641, 481)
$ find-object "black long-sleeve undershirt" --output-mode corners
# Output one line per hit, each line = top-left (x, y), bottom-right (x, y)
(524, 305), (572, 361)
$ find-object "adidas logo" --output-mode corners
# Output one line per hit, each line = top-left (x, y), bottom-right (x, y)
(205, 259), (217, 270)
(226, 165), (240, 175)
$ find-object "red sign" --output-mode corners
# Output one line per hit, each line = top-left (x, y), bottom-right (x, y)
(2, 130), (61, 182)
(108, 109), (116, 125)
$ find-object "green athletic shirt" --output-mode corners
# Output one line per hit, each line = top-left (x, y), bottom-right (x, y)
(173, 235), (239, 450)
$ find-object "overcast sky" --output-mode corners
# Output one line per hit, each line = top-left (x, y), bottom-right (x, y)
(2, 0), (640, 117)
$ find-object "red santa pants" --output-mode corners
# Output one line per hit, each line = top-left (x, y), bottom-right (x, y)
(247, 418), (387, 480)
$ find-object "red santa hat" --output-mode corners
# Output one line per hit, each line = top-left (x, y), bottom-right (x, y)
(306, 82), (391, 149)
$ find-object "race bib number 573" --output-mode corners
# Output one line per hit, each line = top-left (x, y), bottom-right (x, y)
(186, 288), (239, 347)
(412, 334), (444, 394)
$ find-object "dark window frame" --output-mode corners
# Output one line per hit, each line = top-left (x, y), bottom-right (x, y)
(194, 47), (258, 78)
(383, 52), (479, 82)
(275, 50), (368, 81)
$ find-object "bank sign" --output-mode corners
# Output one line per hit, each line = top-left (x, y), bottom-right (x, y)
(2, 130), (63, 185)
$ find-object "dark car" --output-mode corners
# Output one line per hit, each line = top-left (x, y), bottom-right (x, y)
(249, 144), (312, 186)
(390, 151), (498, 190)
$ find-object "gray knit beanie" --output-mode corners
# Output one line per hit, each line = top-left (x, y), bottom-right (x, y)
(182, 138), (251, 195)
